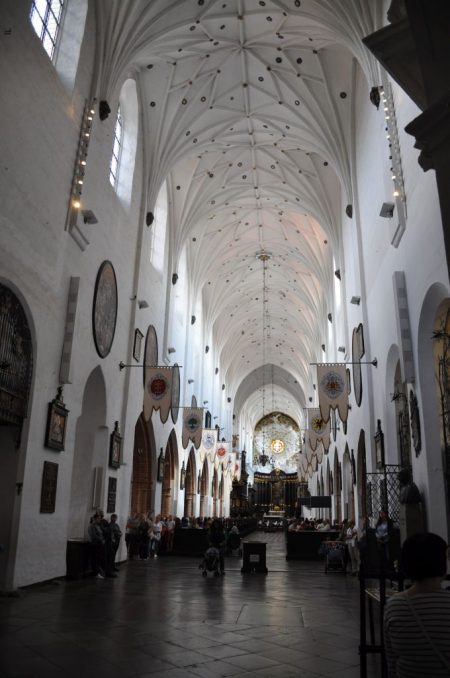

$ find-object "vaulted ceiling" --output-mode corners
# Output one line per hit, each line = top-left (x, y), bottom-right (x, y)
(96, 0), (381, 427)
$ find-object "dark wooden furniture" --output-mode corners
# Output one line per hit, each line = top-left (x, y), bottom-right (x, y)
(241, 541), (268, 573)
(286, 530), (341, 559)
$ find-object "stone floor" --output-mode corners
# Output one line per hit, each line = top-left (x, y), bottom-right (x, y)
(0, 533), (381, 678)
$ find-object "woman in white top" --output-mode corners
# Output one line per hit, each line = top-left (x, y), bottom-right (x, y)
(345, 520), (359, 574)
(384, 532), (450, 677)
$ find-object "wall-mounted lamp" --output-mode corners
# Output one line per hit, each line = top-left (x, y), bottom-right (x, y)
(380, 202), (395, 218)
(346, 204), (353, 218)
(213, 416), (218, 420)
(309, 396), (313, 402)
(138, 300), (149, 309)
(203, 400), (208, 405)
(99, 100), (111, 121)
(338, 346), (346, 353)
(215, 367), (219, 375)
(334, 269), (341, 280)
(172, 273), (178, 285)
(168, 347), (176, 354)
(188, 379), (194, 384)
(146, 211), (154, 226)
(327, 313), (332, 323)
(82, 210), (98, 225)
(321, 344), (326, 352)
(205, 345), (209, 353)
(191, 315), (196, 325)
(350, 296), (361, 305)
(227, 397), (231, 403)
(222, 384), (225, 390)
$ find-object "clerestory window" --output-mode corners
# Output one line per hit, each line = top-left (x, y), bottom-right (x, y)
(109, 107), (123, 189)
(30, 0), (65, 61)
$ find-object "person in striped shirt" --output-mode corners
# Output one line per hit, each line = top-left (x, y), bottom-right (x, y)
(384, 532), (450, 677)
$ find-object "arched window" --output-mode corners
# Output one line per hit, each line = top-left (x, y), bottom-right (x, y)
(151, 182), (168, 272)
(109, 107), (123, 189)
(30, 0), (65, 60)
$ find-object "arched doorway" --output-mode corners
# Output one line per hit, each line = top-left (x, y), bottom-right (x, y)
(68, 366), (107, 538)
(184, 447), (196, 519)
(0, 283), (33, 589)
(342, 445), (354, 521)
(161, 429), (178, 516)
(212, 468), (219, 517)
(199, 459), (209, 517)
(356, 430), (367, 523)
(333, 451), (342, 523)
(130, 413), (156, 516)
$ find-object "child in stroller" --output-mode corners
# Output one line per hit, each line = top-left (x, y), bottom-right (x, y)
(200, 546), (221, 577)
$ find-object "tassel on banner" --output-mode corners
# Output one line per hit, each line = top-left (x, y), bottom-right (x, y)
(143, 367), (173, 423)
(182, 407), (203, 449)
(316, 364), (349, 424)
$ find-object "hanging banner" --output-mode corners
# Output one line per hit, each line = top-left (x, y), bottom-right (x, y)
(198, 428), (217, 463)
(215, 442), (229, 469)
(143, 367), (172, 423)
(226, 451), (235, 477)
(308, 408), (330, 451)
(182, 407), (203, 450)
(317, 364), (349, 423)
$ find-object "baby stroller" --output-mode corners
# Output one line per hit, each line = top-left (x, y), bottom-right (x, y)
(200, 546), (221, 577)
(323, 541), (347, 574)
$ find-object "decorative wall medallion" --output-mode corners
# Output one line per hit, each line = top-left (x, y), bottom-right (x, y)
(171, 363), (180, 424)
(352, 323), (365, 407)
(143, 325), (158, 387)
(40, 461), (58, 513)
(92, 261), (117, 358)
(409, 389), (422, 456)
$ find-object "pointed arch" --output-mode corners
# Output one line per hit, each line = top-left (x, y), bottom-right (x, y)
(199, 458), (209, 518)
(130, 413), (156, 515)
(161, 428), (178, 516)
(184, 446), (197, 519)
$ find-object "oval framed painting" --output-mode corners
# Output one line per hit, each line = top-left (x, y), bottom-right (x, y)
(92, 261), (118, 358)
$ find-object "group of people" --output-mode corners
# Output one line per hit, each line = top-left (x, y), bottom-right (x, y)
(87, 510), (122, 578)
(125, 513), (175, 560)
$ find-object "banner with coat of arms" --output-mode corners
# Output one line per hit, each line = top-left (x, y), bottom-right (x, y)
(182, 407), (203, 450)
(215, 442), (229, 469)
(198, 429), (217, 463)
(143, 367), (173, 423)
(317, 364), (349, 423)
(308, 407), (330, 451)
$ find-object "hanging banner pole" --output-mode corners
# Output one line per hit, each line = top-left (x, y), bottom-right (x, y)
(309, 359), (377, 367)
(119, 362), (183, 370)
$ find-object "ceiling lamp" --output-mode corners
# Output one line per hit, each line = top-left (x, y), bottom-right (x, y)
(258, 251), (271, 467)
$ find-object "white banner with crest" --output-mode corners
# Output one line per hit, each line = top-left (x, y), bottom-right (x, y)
(317, 364), (349, 423)
(143, 367), (173, 423)
(182, 407), (203, 449)
(198, 429), (217, 463)
(307, 408), (330, 451)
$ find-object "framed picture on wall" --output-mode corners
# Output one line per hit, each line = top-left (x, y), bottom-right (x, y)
(45, 387), (69, 451)
(374, 419), (385, 470)
(40, 461), (58, 513)
(157, 449), (165, 482)
(109, 421), (122, 469)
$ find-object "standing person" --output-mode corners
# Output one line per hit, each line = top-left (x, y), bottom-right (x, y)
(110, 514), (122, 571)
(88, 513), (105, 579)
(345, 520), (359, 575)
(150, 514), (163, 558)
(166, 515), (176, 553)
(207, 519), (226, 574)
(138, 513), (151, 560)
(375, 510), (394, 567)
(384, 532), (450, 677)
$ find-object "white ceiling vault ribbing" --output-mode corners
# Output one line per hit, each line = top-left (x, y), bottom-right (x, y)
(94, 0), (381, 427)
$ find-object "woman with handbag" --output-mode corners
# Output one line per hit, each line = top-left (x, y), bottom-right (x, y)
(384, 532), (450, 677)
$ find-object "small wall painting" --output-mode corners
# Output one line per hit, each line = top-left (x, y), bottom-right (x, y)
(45, 387), (69, 451)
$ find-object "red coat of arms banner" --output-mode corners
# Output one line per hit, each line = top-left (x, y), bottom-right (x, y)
(143, 367), (173, 423)
(317, 364), (349, 423)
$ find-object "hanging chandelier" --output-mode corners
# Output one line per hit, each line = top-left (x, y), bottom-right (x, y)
(257, 251), (271, 467)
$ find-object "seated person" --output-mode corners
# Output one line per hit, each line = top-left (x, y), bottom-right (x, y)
(384, 532), (450, 677)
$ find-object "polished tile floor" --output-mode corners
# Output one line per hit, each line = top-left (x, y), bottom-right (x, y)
(0, 533), (380, 678)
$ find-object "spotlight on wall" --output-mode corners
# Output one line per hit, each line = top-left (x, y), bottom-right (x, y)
(205, 345), (209, 353)
(168, 347), (176, 354)
(227, 397), (231, 403)
(82, 210), (98, 225)
(345, 204), (353, 218)
(321, 344), (326, 352)
(338, 346), (346, 353)
(213, 416), (218, 420)
(99, 100), (111, 121)
(350, 296), (361, 305)
(334, 269), (341, 280)
(172, 273), (178, 285)
(203, 401), (208, 405)
(191, 315), (196, 325)
(309, 396), (313, 402)
(215, 367), (219, 375)
(188, 379), (194, 384)
(146, 211), (154, 226)
(327, 313), (332, 323)
(380, 202), (395, 218)
(138, 300), (149, 309)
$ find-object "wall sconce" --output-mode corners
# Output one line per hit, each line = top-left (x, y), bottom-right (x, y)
(168, 347), (176, 354)
(138, 300), (149, 309)
(82, 210), (98, 225)
(350, 296), (361, 305)
(380, 202), (395, 218)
